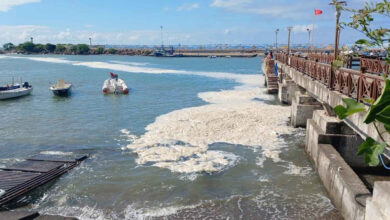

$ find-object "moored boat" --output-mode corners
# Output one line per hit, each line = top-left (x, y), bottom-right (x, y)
(0, 77), (33, 100)
(102, 72), (129, 94)
(50, 79), (72, 96)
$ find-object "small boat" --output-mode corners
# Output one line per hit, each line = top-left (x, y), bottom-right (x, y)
(50, 79), (72, 96)
(102, 72), (129, 94)
(0, 77), (33, 100)
(209, 55), (217, 59)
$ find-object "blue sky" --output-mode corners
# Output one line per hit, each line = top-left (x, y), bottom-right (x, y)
(0, 0), (385, 46)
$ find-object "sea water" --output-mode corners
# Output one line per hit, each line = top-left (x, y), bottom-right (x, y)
(0, 55), (341, 219)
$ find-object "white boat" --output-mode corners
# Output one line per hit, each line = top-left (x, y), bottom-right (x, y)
(50, 79), (72, 96)
(0, 78), (33, 100)
(102, 72), (129, 94)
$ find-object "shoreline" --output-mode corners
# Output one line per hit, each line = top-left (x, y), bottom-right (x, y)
(0, 51), (262, 58)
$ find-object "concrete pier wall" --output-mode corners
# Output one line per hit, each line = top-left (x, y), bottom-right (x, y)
(291, 91), (323, 127)
(274, 61), (390, 220)
(277, 62), (390, 144)
(365, 182), (390, 219)
(306, 110), (370, 220)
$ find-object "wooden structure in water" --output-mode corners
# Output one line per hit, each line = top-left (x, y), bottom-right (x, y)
(0, 153), (88, 207)
(262, 58), (279, 94)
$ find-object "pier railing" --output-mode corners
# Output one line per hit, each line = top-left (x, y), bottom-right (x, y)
(307, 53), (335, 64)
(360, 57), (390, 76)
(276, 53), (385, 102)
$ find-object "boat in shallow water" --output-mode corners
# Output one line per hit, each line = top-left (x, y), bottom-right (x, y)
(50, 79), (72, 96)
(102, 72), (129, 94)
(0, 78), (33, 100)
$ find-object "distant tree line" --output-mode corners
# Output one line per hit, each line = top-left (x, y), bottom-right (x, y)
(1, 42), (153, 56)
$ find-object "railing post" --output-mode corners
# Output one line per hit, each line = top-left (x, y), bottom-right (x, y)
(329, 62), (335, 90)
(357, 73), (363, 102)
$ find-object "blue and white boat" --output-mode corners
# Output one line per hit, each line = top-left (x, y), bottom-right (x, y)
(0, 77), (33, 100)
(50, 79), (72, 97)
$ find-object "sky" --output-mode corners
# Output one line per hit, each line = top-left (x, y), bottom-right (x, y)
(0, 0), (387, 46)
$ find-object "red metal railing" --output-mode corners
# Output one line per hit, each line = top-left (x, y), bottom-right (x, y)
(307, 53), (335, 64)
(360, 57), (390, 77)
(275, 53), (385, 102)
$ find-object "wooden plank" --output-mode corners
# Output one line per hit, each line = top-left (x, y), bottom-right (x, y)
(0, 211), (39, 220)
(1, 161), (65, 173)
(0, 154), (88, 207)
(27, 154), (87, 163)
(0, 171), (41, 190)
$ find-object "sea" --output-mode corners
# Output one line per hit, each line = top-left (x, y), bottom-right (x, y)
(0, 55), (341, 219)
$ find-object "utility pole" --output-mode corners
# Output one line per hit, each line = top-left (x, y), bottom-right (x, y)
(275, 29), (278, 50)
(306, 28), (312, 53)
(160, 25), (164, 48)
(287, 26), (292, 56)
(89, 37), (92, 46)
(330, 1), (346, 58)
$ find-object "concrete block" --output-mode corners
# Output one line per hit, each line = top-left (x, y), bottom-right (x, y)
(318, 144), (369, 220)
(291, 91), (323, 127)
(365, 198), (389, 220)
(370, 181), (390, 218)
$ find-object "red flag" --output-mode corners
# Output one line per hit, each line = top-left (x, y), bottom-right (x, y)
(314, 9), (323, 15)
(110, 72), (115, 77)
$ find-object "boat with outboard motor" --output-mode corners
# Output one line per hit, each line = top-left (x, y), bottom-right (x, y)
(102, 72), (129, 94)
(0, 77), (33, 100)
(50, 79), (72, 96)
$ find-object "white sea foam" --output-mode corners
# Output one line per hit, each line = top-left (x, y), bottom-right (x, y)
(26, 57), (74, 64)
(40, 151), (74, 156)
(0, 56), (73, 64)
(110, 60), (150, 66)
(122, 70), (292, 174)
(4, 55), (293, 174)
(124, 203), (200, 219)
(283, 162), (313, 177)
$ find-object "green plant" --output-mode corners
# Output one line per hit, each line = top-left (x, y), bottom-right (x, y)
(55, 44), (66, 53)
(3, 43), (15, 51)
(107, 48), (117, 54)
(341, 1), (390, 64)
(334, 80), (390, 166)
(45, 43), (56, 53)
(96, 47), (104, 54)
(334, 0), (390, 166)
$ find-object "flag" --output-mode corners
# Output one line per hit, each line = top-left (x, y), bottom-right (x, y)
(314, 9), (323, 15)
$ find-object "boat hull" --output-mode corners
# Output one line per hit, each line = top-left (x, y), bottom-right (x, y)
(51, 88), (71, 96)
(102, 78), (129, 94)
(0, 87), (33, 100)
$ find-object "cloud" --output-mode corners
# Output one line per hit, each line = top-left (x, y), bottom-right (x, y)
(211, 0), (251, 8)
(0, 0), (40, 12)
(210, 0), (327, 20)
(177, 3), (199, 11)
(292, 24), (317, 33)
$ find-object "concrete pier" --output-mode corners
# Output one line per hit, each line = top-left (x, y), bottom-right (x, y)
(291, 91), (323, 127)
(306, 110), (369, 220)
(277, 79), (304, 104)
(365, 182), (390, 219)
(272, 56), (390, 220)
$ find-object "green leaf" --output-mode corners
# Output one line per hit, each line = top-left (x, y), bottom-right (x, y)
(334, 105), (348, 119)
(334, 98), (366, 119)
(384, 124), (390, 133)
(357, 138), (386, 166)
(364, 80), (390, 123)
(357, 137), (376, 155)
(367, 142), (386, 166)
(363, 98), (374, 105)
(376, 105), (390, 126)
(356, 39), (369, 44)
